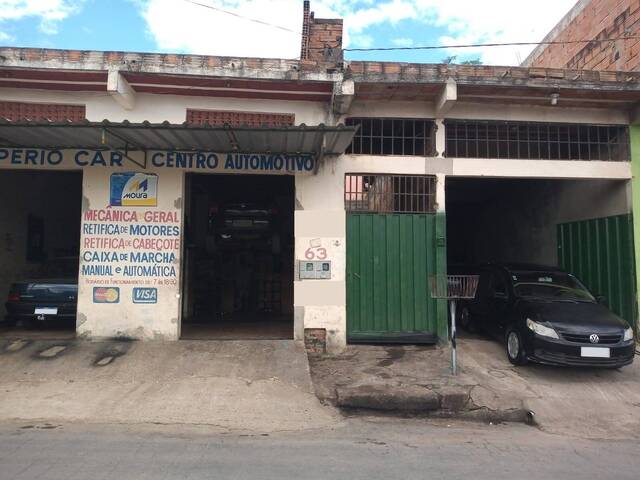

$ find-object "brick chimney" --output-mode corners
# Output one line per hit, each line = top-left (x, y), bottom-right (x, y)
(300, 0), (343, 66)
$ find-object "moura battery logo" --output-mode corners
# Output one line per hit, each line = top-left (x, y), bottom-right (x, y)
(110, 172), (158, 207)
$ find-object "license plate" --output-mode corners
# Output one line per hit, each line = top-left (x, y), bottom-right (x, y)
(581, 347), (610, 358)
(34, 307), (58, 315)
(233, 219), (252, 227)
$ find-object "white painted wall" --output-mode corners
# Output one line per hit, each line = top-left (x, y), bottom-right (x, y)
(0, 88), (331, 125)
(76, 167), (184, 340)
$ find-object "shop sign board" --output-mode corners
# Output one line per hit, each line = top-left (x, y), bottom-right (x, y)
(0, 148), (316, 175)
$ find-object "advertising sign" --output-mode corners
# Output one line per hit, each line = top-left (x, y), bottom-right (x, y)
(132, 287), (158, 304)
(93, 287), (120, 304)
(110, 172), (158, 207)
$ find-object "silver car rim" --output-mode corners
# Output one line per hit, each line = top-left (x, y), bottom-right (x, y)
(507, 332), (520, 359)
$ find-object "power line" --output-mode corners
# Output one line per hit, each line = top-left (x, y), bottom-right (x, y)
(182, 0), (301, 34)
(179, 1), (640, 56)
(343, 36), (640, 52)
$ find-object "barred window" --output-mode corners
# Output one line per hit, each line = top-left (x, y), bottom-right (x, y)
(445, 120), (629, 161)
(345, 118), (436, 156)
(345, 174), (437, 213)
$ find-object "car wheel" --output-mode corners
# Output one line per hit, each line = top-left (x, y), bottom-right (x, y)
(458, 305), (474, 332)
(506, 329), (527, 366)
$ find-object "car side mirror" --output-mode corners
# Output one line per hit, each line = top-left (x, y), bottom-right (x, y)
(595, 294), (607, 306)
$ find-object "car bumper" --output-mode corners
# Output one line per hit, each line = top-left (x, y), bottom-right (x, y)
(526, 336), (635, 367)
(5, 302), (76, 323)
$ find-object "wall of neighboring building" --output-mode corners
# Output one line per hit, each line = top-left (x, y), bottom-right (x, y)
(525, 0), (640, 71)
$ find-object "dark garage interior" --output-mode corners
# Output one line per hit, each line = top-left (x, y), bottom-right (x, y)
(0, 170), (82, 337)
(445, 177), (636, 326)
(446, 177), (630, 267)
(181, 174), (294, 339)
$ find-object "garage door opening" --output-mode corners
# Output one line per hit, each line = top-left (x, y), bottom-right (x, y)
(0, 170), (82, 339)
(446, 177), (636, 326)
(181, 174), (294, 340)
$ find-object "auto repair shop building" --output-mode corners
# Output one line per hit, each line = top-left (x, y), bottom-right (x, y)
(0, 4), (638, 352)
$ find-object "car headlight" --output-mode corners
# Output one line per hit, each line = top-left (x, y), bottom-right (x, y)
(526, 318), (559, 339)
(623, 327), (634, 342)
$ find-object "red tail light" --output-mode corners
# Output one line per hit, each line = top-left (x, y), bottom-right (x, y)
(7, 294), (19, 302)
(209, 204), (219, 215)
(269, 207), (279, 215)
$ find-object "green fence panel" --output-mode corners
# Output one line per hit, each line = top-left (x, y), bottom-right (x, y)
(557, 214), (637, 327)
(347, 213), (440, 342)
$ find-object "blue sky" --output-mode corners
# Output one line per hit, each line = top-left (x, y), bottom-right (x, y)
(0, 0), (577, 65)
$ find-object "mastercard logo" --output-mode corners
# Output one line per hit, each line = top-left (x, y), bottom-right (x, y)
(93, 287), (120, 304)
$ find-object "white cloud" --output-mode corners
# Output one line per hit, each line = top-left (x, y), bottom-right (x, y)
(411, 0), (577, 65)
(135, 0), (577, 65)
(0, 0), (83, 34)
(391, 37), (413, 47)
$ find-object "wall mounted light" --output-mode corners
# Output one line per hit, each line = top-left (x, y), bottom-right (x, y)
(550, 93), (560, 106)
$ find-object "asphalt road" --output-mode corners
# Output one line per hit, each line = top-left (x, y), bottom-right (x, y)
(0, 417), (638, 480)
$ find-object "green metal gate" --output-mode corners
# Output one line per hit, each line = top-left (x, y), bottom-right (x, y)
(557, 213), (637, 327)
(346, 213), (442, 343)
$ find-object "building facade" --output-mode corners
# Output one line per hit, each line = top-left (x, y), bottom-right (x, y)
(524, 0), (640, 71)
(0, 3), (638, 352)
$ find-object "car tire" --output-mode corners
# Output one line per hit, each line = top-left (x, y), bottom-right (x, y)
(458, 305), (475, 332)
(506, 329), (528, 366)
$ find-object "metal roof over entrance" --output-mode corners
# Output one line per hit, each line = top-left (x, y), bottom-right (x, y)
(0, 119), (357, 156)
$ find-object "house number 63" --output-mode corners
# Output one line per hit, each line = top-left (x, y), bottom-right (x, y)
(305, 247), (327, 260)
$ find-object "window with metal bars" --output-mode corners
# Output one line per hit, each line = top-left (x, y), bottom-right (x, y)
(444, 120), (630, 161)
(345, 174), (437, 213)
(345, 118), (436, 156)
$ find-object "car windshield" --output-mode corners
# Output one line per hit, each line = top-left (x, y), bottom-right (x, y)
(512, 271), (595, 302)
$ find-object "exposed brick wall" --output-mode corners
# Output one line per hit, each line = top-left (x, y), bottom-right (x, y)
(304, 328), (327, 354)
(299, 1), (343, 66)
(530, 0), (640, 71)
(0, 101), (85, 122)
(186, 109), (295, 127)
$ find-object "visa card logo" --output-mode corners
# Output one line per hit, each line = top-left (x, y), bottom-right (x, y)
(132, 287), (157, 304)
(110, 173), (158, 207)
(93, 287), (120, 304)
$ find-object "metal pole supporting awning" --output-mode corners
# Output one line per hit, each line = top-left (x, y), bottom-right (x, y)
(0, 119), (358, 170)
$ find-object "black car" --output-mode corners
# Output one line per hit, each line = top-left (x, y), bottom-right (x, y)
(4, 257), (78, 328)
(460, 264), (635, 368)
(5, 278), (77, 327)
(208, 202), (280, 253)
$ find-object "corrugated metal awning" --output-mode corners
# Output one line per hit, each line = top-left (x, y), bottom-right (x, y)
(0, 119), (357, 155)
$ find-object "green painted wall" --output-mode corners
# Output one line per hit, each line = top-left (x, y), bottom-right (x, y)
(630, 125), (640, 331)
(557, 214), (637, 327)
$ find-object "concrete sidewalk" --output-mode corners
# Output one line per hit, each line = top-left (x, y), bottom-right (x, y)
(0, 337), (341, 433)
(308, 337), (640, 439)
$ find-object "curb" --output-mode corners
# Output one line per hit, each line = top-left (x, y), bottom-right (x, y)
(334, 384), (532, 424)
